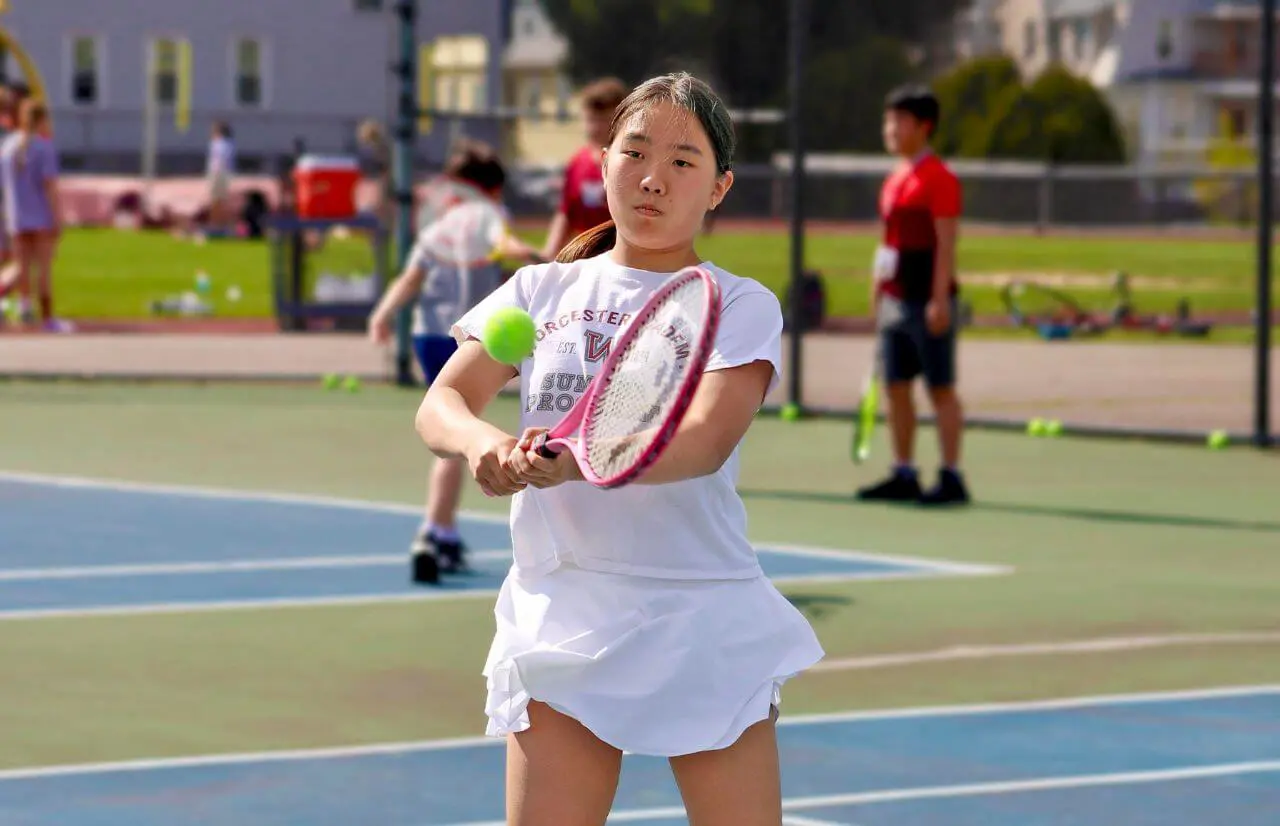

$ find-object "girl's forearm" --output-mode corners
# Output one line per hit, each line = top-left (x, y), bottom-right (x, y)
(416, 386), (510, 460)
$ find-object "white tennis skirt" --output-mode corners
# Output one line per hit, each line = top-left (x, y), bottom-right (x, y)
(482, 562), (825, 757)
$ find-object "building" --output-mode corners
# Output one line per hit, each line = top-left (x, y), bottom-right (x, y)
(963, 0), (1278, 163)
(0, 0), (511, 173)
(499, 0), (579, 168)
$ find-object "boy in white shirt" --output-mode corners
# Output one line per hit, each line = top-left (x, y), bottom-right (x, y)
(367, 147), (539, 582)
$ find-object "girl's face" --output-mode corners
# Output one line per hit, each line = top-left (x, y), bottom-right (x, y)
(603, 100), (732, 259)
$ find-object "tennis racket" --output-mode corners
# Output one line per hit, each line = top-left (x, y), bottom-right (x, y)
(850, 304), (887, 464)
(850, 347), (880, 464)
(530, 266), (722, 489)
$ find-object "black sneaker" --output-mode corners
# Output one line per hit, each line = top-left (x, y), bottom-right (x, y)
(856, 470), (923, 502)
(410, 533), (441, 586)
(920, 468), (971, 506)
(435, 536), (468, 574)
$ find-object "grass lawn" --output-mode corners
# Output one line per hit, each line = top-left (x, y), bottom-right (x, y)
(42, 225), (1276, 327)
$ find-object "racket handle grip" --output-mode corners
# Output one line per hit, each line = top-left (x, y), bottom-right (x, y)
(531, 432), (557, 460)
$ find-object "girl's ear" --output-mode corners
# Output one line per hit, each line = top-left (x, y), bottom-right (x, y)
(709, 170), (734, 211)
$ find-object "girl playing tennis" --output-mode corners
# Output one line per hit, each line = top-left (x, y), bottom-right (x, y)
(415, 73), (823, 825)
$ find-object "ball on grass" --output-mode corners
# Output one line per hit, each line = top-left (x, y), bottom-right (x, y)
(1027, 417), (1047, 437)
(780, 402), (801, 422)
(1045, 419), (1063, 437)
(342, 375), (361, 393)
(1207, 429), (1229, 450)
(322, 373), (340, 391)
(483, 307), (537, 365)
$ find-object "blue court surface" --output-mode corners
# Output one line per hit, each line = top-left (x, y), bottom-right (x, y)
(0, 472), (1005, 621)
(1, 687), (1277, 825)
(5, 473), (1277, 825)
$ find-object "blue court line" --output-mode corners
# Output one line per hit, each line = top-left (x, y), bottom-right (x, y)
(0, 472), (1007, 620)
(1, 687), (1277, 826)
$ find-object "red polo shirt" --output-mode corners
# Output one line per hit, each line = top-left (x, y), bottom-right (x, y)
(559, 145), (611, 237)
(878, 153), (962, 304)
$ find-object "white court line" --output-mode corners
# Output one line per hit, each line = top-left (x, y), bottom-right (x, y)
(782, 817), (854, 826)
(0, 551), (511, 582)
(811, 631), (1280, 672)
(0, 565), (981, 623)
(0, 470), (1010, 578)
(441, 762), (1280, 825)
(1, 684), (1276, 782)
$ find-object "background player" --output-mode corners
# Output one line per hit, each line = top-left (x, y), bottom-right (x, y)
(367, 143), (539, 583)
(538, 76), (628, 261)
(857, 85), (970, 506)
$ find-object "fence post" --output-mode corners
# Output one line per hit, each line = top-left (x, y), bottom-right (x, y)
(1036, 163), (1054, 234)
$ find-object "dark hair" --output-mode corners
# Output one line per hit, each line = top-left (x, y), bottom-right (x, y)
(443, 139), (505, 192)
(885, 85), (941, 134)
(580, 77), (628, 114)
(213, 120), (233, 139)
(557, 72), (736, 264)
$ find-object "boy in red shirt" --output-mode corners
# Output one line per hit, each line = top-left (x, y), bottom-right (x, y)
(857, 85), (970, 506)
(540, 77), (628, 260)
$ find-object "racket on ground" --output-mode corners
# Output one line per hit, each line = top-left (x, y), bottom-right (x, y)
(850, 347), (879, 464)
(531, 266), (722, 489)
(850, 313), (884, 465)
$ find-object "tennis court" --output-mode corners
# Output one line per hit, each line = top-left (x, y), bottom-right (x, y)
(1, 381), (1278, 824)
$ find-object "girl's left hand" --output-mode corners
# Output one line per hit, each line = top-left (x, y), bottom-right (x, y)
(507, 427), (583, 489)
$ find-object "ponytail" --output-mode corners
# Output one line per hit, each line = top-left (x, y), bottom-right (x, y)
(555, 220), (616, 264)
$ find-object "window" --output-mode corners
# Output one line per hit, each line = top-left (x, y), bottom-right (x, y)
(525, 77), (541, 113)
(1073, 19), (1089, 61)
(1023, 20), (1037, 59)
(471, 75), (486, 112)
(151, 38), (180, 105)
(69, 36), (100, 106)
(234, 38), (263, 107)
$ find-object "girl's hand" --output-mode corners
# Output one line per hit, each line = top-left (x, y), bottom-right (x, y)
(508, 427), (583, 490)
(466, 432), (525, 497)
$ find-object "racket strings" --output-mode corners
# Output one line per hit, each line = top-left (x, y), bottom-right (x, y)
(582, 279), (709, 477)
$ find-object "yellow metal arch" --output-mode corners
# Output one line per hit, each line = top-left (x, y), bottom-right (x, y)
(0, 22), (52, 125)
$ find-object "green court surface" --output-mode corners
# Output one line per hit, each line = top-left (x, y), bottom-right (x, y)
(1, 380), (1277, 772)
(48, 226), (1274, 325)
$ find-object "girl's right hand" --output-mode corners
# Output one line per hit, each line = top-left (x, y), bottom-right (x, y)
(466, 432), (525, 498)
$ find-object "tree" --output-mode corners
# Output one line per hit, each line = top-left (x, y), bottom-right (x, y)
(540, 0), (972, 156)
(931, 54), (1022, 157)
(945, 61), (1126, 163)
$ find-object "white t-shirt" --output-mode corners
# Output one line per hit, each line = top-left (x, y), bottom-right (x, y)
(453, 253), (783, 581)
(409, 199), (509, 337)
(207, 136), (235, 178)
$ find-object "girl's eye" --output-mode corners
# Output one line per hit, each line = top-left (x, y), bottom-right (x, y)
(623, 150), (643, 159)
(674, 159), (692, 168)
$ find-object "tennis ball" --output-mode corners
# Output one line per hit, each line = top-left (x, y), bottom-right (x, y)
(1207, 429), (1229, 450)
(1027, 417), (1047, 437)
(483, 307), (537, 365)
(1045, 419), (1063, 437)
(780, 402), (801, 422)
(322, 373), (340, 390)
(342, 375), (361, 393)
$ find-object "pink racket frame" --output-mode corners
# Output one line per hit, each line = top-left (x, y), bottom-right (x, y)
(535, 266), (723, 489)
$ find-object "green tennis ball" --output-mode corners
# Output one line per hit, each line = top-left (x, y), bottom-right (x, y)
(1027, 417), (1047, 437)
(780, 402), (801, 422)
(483, 307), (537, 365)
(1045, 419), (1063, 437)
(1207, 429), (1229, 449)
(322, 373), (340, 390)
(342, 375), (361, 393)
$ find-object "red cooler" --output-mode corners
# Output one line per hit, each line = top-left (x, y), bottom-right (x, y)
(293, 154), (360, 219)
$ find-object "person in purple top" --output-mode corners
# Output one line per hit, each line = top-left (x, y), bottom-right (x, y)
(0, 99), (67, 331)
